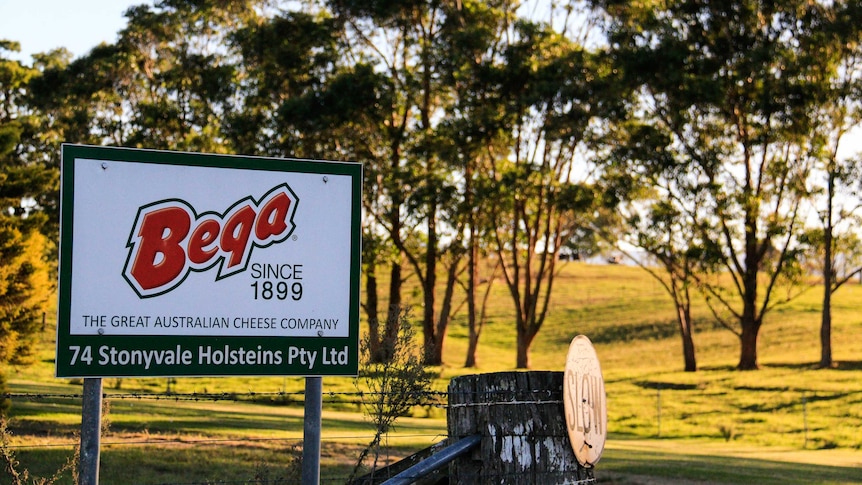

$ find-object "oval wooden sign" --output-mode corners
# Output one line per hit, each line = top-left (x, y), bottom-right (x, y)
(563, 335), (607, 467)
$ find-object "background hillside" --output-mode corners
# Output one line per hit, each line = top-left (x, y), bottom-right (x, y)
(5, 262), (862, 483)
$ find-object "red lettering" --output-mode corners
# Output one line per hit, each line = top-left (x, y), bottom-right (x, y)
(129, 206), (191, 291)
(188, 218), (220, 265)
(256, 192), (291, 240)
(124, 184), (298, 297)
(221, 205), (256, 269)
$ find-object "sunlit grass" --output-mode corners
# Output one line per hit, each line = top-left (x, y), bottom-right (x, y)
(7, 262), (862, 482)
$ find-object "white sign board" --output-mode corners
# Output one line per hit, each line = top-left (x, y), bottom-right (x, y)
(563, 335), (607, 467)
(57, 145), (362, 377)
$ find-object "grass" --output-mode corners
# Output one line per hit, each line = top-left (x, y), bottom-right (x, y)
(601, 440), (862, 484)
(5, 262), (862, 483)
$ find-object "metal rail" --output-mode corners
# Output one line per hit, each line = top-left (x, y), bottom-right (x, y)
(380, 434), (481, 485)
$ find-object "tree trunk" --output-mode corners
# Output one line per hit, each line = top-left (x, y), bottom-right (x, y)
(364, 261), (382, 362)
(820, 293), (833, 368)
(423, 210), (438, 364)
(385, 167), (404, 361)
(381, 258), (403, 361)
(464, 332), (479, 368)
(465, 232), (479, 368)
(516, 322), (536, 369)
(820, 264), (833, 369)
(429, 258), (460, 366)
(738, 244), (760, 370)
(738, 320), (760, 370)
(388, 258), (402, 312)
(820, 176), (834, 369)
(465, 165), (479, 368)
(677, 303), (697, 372)
(428, 333), (445, 366)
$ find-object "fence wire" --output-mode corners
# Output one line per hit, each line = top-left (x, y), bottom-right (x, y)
(6, 387), (845, 483)
(3, 389), (600, 484)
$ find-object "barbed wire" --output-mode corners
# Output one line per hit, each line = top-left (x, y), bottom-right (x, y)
(3, 384), (847, 484)
(1, 387), (573, 406)
(4, 433), (448, 451)
(1, 389), (450, 403)
(11, 387), (852, 402)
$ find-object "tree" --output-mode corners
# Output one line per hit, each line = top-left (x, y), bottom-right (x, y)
(350, 309), (433, 481)
(435, 0), (516, 368)
(327, 0), (466, 365)
(597, 95), (699, 372)
(484, 17), (621, 368)
(595, 0), (850, 369)
(30, 0), (263, 154)
(603, 119), (704, 371)
(115, 0), (261, 152)
(230, 5), (407, 362)
(802, 6), (862, 368)
(0, 41), (55, 380)
(635, 207), (701, 373)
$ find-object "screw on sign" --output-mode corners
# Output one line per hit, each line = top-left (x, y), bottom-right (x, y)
(563, 334), (607, 468)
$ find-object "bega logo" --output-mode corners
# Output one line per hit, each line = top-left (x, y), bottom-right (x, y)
(123, 184), (298, 298)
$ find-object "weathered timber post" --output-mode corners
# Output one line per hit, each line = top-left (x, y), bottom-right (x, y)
(448, 371), (586, 484)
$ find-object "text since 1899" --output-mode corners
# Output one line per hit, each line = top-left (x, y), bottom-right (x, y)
(250, 263), (303, 301)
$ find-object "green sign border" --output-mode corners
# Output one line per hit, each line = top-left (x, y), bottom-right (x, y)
(57, 145), (362, 377)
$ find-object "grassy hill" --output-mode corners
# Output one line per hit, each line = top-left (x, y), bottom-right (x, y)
(5, 262), (862, 483)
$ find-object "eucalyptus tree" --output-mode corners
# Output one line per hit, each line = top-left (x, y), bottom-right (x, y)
(227, 9), (347, 157)
(802, 7), (862, 368)
(113, 0), (262, 152)
(602, 119), (705, 371)
(435, 0), (518, 367)
(6, 45), (71, 243)
(229, 6), (402, 361)
(326, 0), (466, 365)
(480, 15), (623, 369)
(29, 44), (128, 148)
(31, 0), (262, 153)
(592, 0), (852, 369)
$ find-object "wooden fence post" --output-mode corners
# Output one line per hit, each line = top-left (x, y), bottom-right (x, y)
(447, 371), (585, 484)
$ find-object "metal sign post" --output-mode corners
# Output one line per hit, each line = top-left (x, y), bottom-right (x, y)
(302, 376), (322, 484)
(79, 378), (103, 485)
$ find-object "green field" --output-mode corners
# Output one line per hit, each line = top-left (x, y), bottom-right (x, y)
(5, 262), (862, 483)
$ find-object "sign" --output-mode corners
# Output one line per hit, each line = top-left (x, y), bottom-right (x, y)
(56, 145), (362, 377)
(563, 335), (607, 467)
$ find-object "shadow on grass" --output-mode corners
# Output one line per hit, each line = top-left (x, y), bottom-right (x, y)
(697, 365), (738, 372)
(600, 442), (862, 484)
(552, 314), (680, 345)
(635, 381), (701, 391)
(763, 360), (862, 372)
(554, 312), (730, 347)
(12, 439), (415, 485)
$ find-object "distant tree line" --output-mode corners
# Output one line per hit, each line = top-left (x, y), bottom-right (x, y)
(2, 0), (862, 375)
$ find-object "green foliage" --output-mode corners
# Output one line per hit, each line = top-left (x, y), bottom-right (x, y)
(592, 0), (862, 369)
(28, 0), (860, 373)
(0, 224), (50, 366)
(351, 309), (434, 479)
(0, 48), (56, 382)
(0, 416), (78, 484)
(0, 375), (8, 416)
